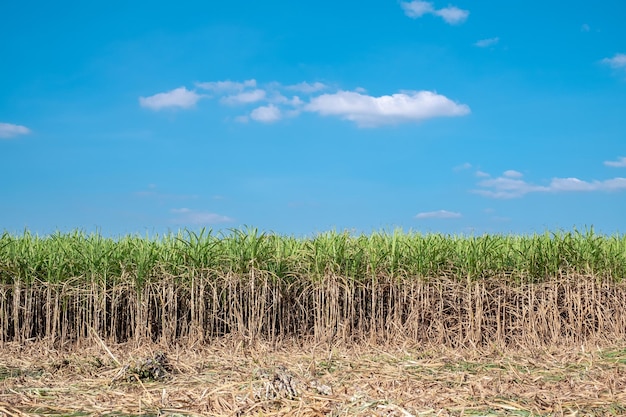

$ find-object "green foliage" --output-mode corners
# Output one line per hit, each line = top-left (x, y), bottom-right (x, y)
(0, 228), (624, 285)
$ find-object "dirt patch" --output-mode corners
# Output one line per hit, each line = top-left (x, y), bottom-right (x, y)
(1, 340), (625, 416)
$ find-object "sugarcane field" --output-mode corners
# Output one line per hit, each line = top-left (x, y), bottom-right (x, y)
(1, 229), (625, 416)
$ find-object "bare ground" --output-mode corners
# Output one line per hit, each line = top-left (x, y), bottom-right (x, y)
(1, 338), (626, 417)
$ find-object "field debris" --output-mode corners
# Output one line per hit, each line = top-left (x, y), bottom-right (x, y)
(252, 365), (333, 400)
(113, 351), (173, 383)
(253, 365), (301, 399)
(2, 341), (626, 416)
(308, 378), (333, 396)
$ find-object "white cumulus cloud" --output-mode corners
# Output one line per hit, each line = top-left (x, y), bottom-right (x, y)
(434, 6), (469, 24)
(474, 176), (548, 199)
(604, 157), (626, 167)
(401, 1), (468, 25)
(285, 82), (328, 93)
(250, 104), (282, 123)
(474, 37), (499, 48)
(171, 208), (234, 225)
(415, 210), (462, 219)
(550, 177), (626, 192)
(401, 1), (435, 17)
(473, 170), (626, 199)
(221, 89), (267, 105)
(305, 90), (470, 127)
(601, 53), (626, 69)
(0, 122), (31, 139)
(139, 87), (202, 110)
(503, 170), (523, 178)
(143, 80), (471, 128)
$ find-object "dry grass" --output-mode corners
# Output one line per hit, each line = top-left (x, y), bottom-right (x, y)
(1, 339), (626, 416)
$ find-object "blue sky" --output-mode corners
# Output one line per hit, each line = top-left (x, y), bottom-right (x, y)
(2, 0), (625, 236)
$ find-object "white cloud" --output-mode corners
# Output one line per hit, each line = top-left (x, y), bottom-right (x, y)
(503, 170), (523, 178)
(550, 177), (626, 192)
(415, 210), (462, 219)
(171, 208), (234, 225)
(305, 90), (470, 127)
(139, 87), (202, 110)
(434, 6), (469, 24)
(401, 1), (435, 17)
(474, 171), (626, 199)
(474, 176), (547, 198)
(144, 80), (470, 127)
(474, 37), (499, 48)
(601, 53), (626, 69)
(475, 170), (490, 178)
(0, 122), (31, 139)
(267, 93), (304, 107)
(581, 23), (590, 32)
(266, 92), (289, 104)
(250, 104), (281, 123)
(548, 178), (594, 192)
(289, 96), (304, 107)
(195, 79), (257, 92)
(221, 89), (266, 105)
(401, 1), (468, 25)
(600, 178), (626, 190)
(285, 82), (328, 93)
(604, 157), (626, 167)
